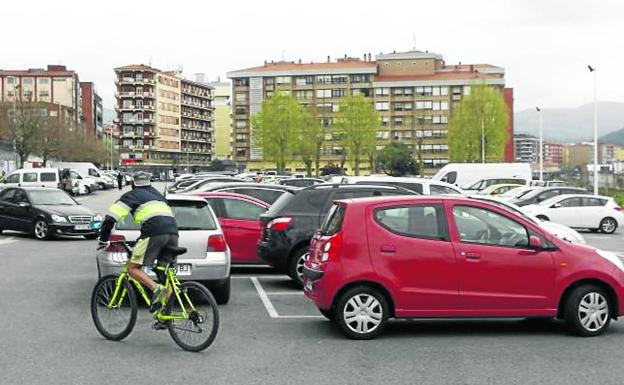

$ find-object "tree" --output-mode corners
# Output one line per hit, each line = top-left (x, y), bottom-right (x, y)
(377, 142), (418, 177)
(251, 92), (304, 174)
(320, 163), (343, 176)
(448, 82), (509, 163)
(296, 107), (325, 177)
(333, 95), (378, 175)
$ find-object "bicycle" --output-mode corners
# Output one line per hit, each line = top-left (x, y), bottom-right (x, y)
(90, 241), (219, 352)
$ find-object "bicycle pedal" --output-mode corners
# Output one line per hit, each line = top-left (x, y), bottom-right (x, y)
(152, 320), (167, 331)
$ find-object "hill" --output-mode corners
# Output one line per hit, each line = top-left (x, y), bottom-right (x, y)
(600, 127), (624, 145)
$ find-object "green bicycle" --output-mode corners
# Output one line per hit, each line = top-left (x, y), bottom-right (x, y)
(90, 241), (219, 352)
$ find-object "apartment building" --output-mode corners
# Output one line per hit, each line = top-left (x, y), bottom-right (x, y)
(514, 134), (538, 163)
(80, 82), (103, 138)
(227, 50), (514, 174)
(114, 65), (214, 169)
(206, 81), (232, 160)
(0, 65), (82, 122)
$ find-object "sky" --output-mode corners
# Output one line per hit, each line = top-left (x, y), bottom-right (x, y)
(1, 0), (622, 112)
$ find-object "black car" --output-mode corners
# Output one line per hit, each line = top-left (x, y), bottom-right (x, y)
(257, 184), (416, 286)
(511, 187), (589, 207)
(278, 178), (324, 188)
(197, 183), (299, 205)
(0, 187), (102, 240)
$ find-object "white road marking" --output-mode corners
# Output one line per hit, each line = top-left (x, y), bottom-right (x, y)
(0, 237), (18, 246)
(249, 276), (324, 319)
(251, 277), (279, 318)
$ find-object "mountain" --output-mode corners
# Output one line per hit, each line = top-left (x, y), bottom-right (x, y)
(514, 102), (624, 142)
(103, 108), (116, 124)
(600, 127), (624, 145)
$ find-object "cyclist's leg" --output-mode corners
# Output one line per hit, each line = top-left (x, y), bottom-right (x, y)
(128, 235), (168, 290)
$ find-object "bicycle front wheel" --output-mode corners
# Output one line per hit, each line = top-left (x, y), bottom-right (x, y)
(166, 281), (219, 352)
(91, 275), (137, 341)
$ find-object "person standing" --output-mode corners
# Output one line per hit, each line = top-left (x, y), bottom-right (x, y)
(117, 171), (124, 191)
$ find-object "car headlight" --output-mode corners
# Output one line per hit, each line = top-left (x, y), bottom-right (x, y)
(51, 214), (67, 223)
(93, 214), (103, 222)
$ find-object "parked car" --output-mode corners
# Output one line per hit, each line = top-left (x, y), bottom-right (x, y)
(303, 195), (624, 339)
(3, 168), (65, 189)
(462, 178), (529, 193)
(433, 163), (532, 188)
(258, 184), (416, 286)
(279, 178), (324, 188)
(165, 178), (204, 194)
(195, 192), (270, 264)
(328, 175), (464, 195)
(523, 194), (624, 234)
(510, 187), (589, 207)
(95, 195), (231, 304)
(193, 183), (299, 205)
(176, 176), (249, 194)
(472, 195), (586, 244)
(497, 186), (540, 201)
(478, 184), (524, 196)
(55, 162), (113, 190)
(0, 187), (102, 240)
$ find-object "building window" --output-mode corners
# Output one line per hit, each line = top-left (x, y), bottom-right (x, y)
(236, 120), (247, 129)
(6, 77), (15, 85)
(316, 89), (331, 98)
(295, 76), (314, 86)
(23, 78), (33, 85)
(316, 75), (331, 84)
(375, 102), (389, 111)
(331, 75), (348, 84)
(264, 78), (274, 86)
(235, 106), (247, 115)
(276, 76), (291, 85)
(235, 93), (247, 102)
(375, 88), (390, 96)
(416, 101), (433, 110)
(331, 89), (346, 98)
(39, 91), (49, 98)
(393, 102), (413, 111)
(376, 131), (390, 139)
(393, 88), (413, 96)
(351, 74), (370, 83)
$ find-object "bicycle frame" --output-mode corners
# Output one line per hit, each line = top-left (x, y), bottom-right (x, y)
(106, 261), (198, 322)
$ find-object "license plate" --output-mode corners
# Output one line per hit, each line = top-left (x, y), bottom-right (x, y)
(74, 224), (89, 230)
(176, 264), (191, 276)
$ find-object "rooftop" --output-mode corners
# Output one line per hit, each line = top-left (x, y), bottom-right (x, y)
(0, 65), (76, 77)
(374, 71), (501, 82)
(114, 64), (160, 72)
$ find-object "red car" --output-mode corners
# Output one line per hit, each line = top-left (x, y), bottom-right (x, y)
(303, 195), (624, 339)
(194, 192), (270, 264)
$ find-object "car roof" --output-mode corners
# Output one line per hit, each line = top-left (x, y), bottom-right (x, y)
(165, 195), (208, 203)
(334, 194), (481, 207)
(543, 193), (611, 201)
(302, 183), (410, 192)
(11, 168), (59, 173)
(202, 182), (299, 192)
(192, 192), (271, 207)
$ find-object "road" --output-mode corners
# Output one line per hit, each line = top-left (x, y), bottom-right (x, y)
(2, 184), (624, 385)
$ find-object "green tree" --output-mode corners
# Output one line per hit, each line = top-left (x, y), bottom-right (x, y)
(251, 92), (304, 174)
(334, 95), (378, 175)
(448, 82), (509, 162)
(0, 100), (49, 168)
(377, 142), (418, 177)
(296, 107), (325, 177)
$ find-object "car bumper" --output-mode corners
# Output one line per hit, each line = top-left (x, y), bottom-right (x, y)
(303, 264), (343, 310)
(256, 241), (289, 270)
(97, 259), (230, 281)
(49, 223), (100, 236)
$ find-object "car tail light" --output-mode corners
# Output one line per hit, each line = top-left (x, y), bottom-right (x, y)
(207, 234), (227, 252)
(311, 232), (343, 266)
(267, 217), (292, 231)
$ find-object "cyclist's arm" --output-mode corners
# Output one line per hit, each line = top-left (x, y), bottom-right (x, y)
(99, 198), (134, 242)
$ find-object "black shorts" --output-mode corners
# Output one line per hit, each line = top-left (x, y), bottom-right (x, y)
(129, 234), (179, 266)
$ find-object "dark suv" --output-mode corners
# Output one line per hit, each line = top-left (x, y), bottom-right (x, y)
(511, 187), (589, 207)
(257, 184), (416, 286)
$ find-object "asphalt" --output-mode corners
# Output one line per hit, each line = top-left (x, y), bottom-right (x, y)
(1, 184), (624, 385)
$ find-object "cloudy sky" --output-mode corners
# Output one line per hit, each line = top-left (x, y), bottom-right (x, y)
(1, 0), (621, 111)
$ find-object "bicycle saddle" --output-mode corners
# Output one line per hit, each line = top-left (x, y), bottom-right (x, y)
(164, 245), (187, 257)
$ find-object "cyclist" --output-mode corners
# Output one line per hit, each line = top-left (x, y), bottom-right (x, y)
(98, 171), (178, 313)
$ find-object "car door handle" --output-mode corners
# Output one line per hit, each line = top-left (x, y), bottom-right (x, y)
(380, 245), (396, 253)
(461, 251), (481, 260)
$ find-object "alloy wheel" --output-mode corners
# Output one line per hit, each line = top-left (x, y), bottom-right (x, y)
(34, 221), (48, 239)
(578, 292), (609, 332)
(343, 294), (383, 334)
(600, 218), (617, 233)
(296, 252), (309, 283)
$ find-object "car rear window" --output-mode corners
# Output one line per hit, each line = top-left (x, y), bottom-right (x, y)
(270, 189), (330, 215)
(320, 203), (346, 236)
(40, 172), (57, 182)
(116, 200), (217, 231)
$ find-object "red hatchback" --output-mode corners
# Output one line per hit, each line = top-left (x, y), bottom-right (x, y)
(303, 195), (624, 339)
(195, 192), (270, 264)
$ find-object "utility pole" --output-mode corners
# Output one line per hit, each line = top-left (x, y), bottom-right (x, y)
(536, 107), (543, 181)
(588, 65), (598, 195)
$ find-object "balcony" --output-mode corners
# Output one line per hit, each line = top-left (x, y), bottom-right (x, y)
(143, 118), (155, 124)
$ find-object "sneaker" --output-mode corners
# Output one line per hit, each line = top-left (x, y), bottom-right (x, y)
(149, 284), (169, 313)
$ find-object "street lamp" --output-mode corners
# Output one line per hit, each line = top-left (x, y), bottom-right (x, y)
(588, 65), (598, 195)
(536, 107), (543, 181)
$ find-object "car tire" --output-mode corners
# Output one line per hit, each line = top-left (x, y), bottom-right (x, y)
(33, 219), (51, 240)
(98, 182), (106, 190)
(211, 277), (230, 305)
(334, 286), (389, 340)
(0, 228), (3, 235)
(85, 186), (91, 194)
(564, 284), (611, 337)
(84, 234), (99, 240)
(288, 247), (309, 289)
(599, 217), (618, 234)
(319, 308), (334, 321)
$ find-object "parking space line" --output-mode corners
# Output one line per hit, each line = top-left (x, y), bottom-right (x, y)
(250, 277), (279, 318)
(0, 237), (18, 246)
(250, 277), (324, 319)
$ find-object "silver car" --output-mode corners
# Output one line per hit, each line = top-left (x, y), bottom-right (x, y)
(95, 195), (231, 304)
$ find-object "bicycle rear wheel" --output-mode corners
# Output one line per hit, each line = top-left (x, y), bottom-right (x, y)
(166, 281), (219, 352)
(91, 275), (137, 341)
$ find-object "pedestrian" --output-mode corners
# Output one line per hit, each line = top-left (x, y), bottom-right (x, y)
(0, 168), (5, 183)
(117, 171), (124, 191)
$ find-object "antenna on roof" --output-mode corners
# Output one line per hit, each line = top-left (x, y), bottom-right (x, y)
(412, 32), (416, 51)
(148, 55), (152, 67)
(281, 50), (285, 61)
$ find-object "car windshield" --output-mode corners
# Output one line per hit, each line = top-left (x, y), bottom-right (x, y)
(116, 200), (217, 230)
(500, 187), (529, 198)
(537, 195), (567, 207)
(28, 190), (76, 205)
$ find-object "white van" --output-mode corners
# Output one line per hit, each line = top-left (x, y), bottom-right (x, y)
(55, 162), (114, 190)
(432, 163), (532, 192)
(3, 168), (63, 189)
(329, 175), (464, 195)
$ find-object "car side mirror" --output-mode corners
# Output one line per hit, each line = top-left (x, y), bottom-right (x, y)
(529, 235), (543, 249)
(551, 203), (561, 208)
(18, 202), (30, 208)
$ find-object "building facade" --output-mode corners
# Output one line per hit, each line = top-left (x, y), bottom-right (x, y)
(207, 81), (232, 160)
(227, 50), (514, 174)
(514, 134), (538, 163)
(80, 82), (103, 138)
(114, 65), (214, 169)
